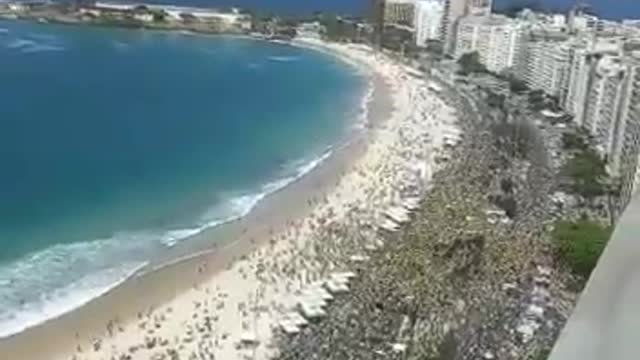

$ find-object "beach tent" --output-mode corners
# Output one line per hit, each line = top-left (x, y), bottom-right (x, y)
(279, 320), (301, 335)
(325, 279), (350, 294)
(349, 254), (370, 262)
(385, 207), (410, 223)
(299, 295), (327, 308)
(303, 286), (334, 302)
(331, 271), (356, 281)
(285, 311), (309, 327)
(525, 304), (544, 319)
(379, 219), (399, 231)
(402, 197), (421, 210)
(240, 331), (259, 346)
(299, 303), (327, 319)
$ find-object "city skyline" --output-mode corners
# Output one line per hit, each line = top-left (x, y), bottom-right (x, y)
(143, 0), (640, 20)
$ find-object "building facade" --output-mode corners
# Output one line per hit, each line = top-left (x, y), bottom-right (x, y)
(370, 0), (386, 46)
(442, 0), (468, 54)
(562, 36), (624, 123)
(454, 14), (522, 73)
(383, 0), (416, 28)
(521, 31), (572, 99)
(564, 45), (595, 125)
(414, 0), (444, 47)
(583, 56), (627, 156)
(610, 54), (640, 213)
(465, 0), (491, 16)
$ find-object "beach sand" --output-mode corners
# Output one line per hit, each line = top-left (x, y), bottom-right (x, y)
(0, 40), (460, 360)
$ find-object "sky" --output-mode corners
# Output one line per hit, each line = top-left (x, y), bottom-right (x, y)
(148, 0), (640, 20)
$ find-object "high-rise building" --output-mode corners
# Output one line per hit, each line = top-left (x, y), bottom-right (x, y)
(370, 0), (386, 47)
(442, 0), (468, 54)
(562, 50), (640, 216)
(609, 53), (640, 213)
(521, 31), (572, 98)
(505, 16), (640, 215)
(442, 0), (491, 54)
(564, 36), (623, 125)
(454, 14), (522, 73)
(383, 0), (417, 28)
(414, 0), (444, 47)
(564, 45), (595, 126)
(583, 56), (627, 156)
(465, 0), (492, 16)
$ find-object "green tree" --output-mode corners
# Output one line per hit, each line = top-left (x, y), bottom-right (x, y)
(552, 219), (612, 277)
(564, 148), (607, 200)
(562, 131), (588, 150)
(528, 90), (546, 110)
(508, 76), (528, 93)
(457, 51), (487, 75)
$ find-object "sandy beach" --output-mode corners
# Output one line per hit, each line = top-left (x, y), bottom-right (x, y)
(0, 39), (460, 360)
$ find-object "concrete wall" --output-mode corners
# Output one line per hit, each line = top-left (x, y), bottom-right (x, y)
(549, 193), (640, 360)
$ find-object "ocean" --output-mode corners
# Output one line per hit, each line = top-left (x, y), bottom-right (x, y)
(0, 20), (366, 337)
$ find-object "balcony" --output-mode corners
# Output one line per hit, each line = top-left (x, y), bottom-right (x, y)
(548, 193), (640, 360)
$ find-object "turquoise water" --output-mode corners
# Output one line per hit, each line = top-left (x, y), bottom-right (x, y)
(0, 20), (365, 337)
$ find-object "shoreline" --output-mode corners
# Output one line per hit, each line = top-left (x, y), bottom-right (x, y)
(0, 22), (368, 339)
(0, 39), (388, 358)
(0, 38), (459, 360)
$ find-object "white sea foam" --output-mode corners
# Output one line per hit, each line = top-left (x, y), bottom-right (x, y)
(353, 79), (375, 130)
(0, 138), (336, 339)
(160, 149), (333, 247)
(6, 38), (36, 49)
(21, 44), (65, 53)
(0, 260), (147, 338)
(268, 55), (301, 63)
(5, 37), (65, 53)
(0, 231), (156, 339)
(27, 33), (58, 41)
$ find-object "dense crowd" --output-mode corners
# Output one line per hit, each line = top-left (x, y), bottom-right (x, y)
(272, 74), (576, 360)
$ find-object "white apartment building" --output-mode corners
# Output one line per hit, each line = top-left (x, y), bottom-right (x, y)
(510, 13), (640, 214)
(455, 15), (522, 73)
(414, 0), (444, 47)
(521, 31), (572, 98)
(384, 0), (417, 28)
(465, 0), (491, 16)
(565, 50), (640, 216)
(442, 0), (468, 54)
(563, 36), (623, 125)
(564, 45), (593, 125)
(583, 56), (627, 156)
(551, 14), (566, 28)
(609, 54), (640, 212)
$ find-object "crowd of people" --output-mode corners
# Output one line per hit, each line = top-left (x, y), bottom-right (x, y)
(272, 72), (579, 360)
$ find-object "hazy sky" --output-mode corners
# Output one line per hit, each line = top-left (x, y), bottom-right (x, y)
(151, 0), (640, 20)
